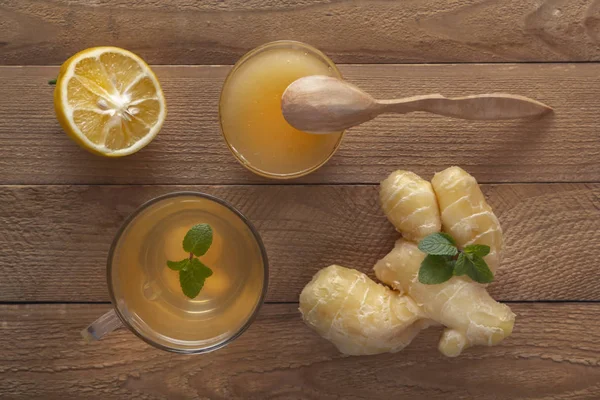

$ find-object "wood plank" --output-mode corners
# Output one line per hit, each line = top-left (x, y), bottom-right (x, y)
(1, 184), (598, 302)
(1, 64), (599, 184)
(1, 303), (599, 399)
(2, 0), (600, 64)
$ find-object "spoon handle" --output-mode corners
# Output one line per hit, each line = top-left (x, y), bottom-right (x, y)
(378, 93), (552, 120)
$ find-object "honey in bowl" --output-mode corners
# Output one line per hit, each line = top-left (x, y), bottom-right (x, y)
(219, 41), (344, 179)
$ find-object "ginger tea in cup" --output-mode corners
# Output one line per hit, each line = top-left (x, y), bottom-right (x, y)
(83, 192), (268, 353)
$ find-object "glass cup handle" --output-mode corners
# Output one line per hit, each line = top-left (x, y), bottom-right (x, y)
(81, 308), (123, 343)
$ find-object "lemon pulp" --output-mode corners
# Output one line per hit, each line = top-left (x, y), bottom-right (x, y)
(54, 47), (166, 157)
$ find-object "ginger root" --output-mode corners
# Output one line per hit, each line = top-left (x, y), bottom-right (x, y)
(375, 167), (514, 357)
(299, 166), (515, 357)
(380, 170), (441, 242)
(374, 240), (514, 357)
(431, 166), (503, 273)
(299, 265), (431, 355)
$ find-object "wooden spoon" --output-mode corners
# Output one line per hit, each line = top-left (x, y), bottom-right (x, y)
(281, 75), (553, 134)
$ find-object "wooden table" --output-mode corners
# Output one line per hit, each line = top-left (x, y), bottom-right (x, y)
(1, 1), (600, 399)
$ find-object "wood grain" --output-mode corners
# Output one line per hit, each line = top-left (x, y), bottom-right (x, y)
(1, 303), (599, 399)
(2, 0), (600, 64)
(2, 2), (599, 398)
(1, 64), (599, 185)
(1, 184), (598, 303)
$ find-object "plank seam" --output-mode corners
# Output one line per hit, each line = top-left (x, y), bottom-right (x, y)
(4, 61), (600, 68)
(1, 300), (599, 305)
(1, 182), (599, 188)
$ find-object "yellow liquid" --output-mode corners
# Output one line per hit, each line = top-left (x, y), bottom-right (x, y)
(110, 194), (266, 351)
(220, 43), (343, 178)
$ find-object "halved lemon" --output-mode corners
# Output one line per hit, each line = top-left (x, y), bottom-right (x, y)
(54, 47), (166, 157)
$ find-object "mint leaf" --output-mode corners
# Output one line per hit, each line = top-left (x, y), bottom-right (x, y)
(453, 252), (469, 276)
(418, 233), (458, 256)
(464, 244), (490, 258)
(454, 253), (493, 283)
(167, 259), (189, 271)
(467, 255), (494, 283)
(183, 224), (213, 257)
(179, 258), (213, 299)
(418, 255), (455, 284)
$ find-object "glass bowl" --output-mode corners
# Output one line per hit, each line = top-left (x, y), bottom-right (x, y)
(219, 40), (345, 179)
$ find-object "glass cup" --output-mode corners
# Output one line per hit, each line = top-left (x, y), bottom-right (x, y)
(82, 192), (269, 354)
(219, 40), (345, 179)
